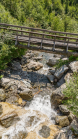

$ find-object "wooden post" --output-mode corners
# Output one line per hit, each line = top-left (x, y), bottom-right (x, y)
(21, 27), (23, 35)
(41, 34), (44, 48)
(15, 31), (18, 45)
(66, 38), (69, 52)
(53, 36), (56, 51)
(28, 33), (31, 47)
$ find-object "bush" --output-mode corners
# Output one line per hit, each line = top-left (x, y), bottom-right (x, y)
(62, 73), (78, 117)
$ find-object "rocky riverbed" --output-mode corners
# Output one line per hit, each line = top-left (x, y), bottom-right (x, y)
(0, 50), (78, 139)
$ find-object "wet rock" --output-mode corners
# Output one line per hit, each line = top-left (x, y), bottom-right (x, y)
(11, 61), (22, 71)
(68, 113), (75, 122)
(11, 131), (28, 139)
(39, 125), (51, 138)
(47, 57), (60, 66)
(25, 52), (34, 59)
(26, 116), (40, 127)
(69, 61), (78, 72)
(55, 116), (70, 127)
(56, 76), (65, 87)
(47, 74), (54, 83)
(0, 89), (6, 101)
(70, 119), (78, 136)
(59, 105), (70, 115)
(54, 65), (69, 79)
(27, 61), (43, 70)
(0, 111), (19, 128)
(0, 104), (3, 115)
(51, 87), (65, 106)
(6, 95), (26, 106)
(18, 88), (33, 101)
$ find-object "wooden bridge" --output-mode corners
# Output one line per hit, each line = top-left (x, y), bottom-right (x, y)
(0, 23), (78, 56)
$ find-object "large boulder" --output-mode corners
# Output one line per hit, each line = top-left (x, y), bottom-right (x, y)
(47, 74), (54, 83)
(27, 61), (43, 70)
(69, 61), (78, 72)
(0, 89), (6, 101)
(51, 87), (65, 106)
(64, 72), (72, 83)
(1, 78), (10, 87)
(54, 65), (69, 80)
(18, 88), (33, 101)
(55, 116), (70, 127)
(47, 57), (60, 66)
(59, 105), (70, 115)
(11, 61), (22, 71)
(39, 125), (51, 138)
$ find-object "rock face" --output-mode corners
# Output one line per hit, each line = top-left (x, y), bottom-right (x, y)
(47, 57), (60, 66)
(11, 61), (22, 71)
(54, 65), (69, 79)
(55, 116), (70, 127)
(0, 89), (6, 101)
(47, 74), (54, 83)
(51, 88), (65, 106)
(39, 125), (51, 138)
(0, 111), (19, 128)
(59, 105), (70, 115)
(69, 61), (78, 72)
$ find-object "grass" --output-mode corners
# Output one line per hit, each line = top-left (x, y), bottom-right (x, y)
(62, 72), (78, 117)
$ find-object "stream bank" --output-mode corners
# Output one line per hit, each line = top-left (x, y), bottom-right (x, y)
(0, 50), (78, 139)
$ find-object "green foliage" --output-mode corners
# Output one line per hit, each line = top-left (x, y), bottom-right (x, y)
(55, 55), (78, 69)
(0, 34), (25, 70)
(62, 73), (78, 117)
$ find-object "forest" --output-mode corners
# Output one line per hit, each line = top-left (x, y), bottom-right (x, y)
(0, 0), (78, 70)
(0, 0), (78, 33)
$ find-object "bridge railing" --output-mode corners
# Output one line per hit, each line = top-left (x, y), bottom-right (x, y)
(0, 23), (78, 53)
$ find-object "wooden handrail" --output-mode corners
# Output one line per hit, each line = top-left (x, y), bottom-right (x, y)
(0, 23), (78, 36)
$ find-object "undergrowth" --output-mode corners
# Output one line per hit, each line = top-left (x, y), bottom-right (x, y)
(62, 73), (78, 117)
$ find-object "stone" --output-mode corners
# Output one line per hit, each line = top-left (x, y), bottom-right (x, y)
(1, 78), (10, 87)
(55, 116), (70, 127)
(0, 104), (3, 115)
(70, 119), (78, 136)
(18, 88), (33, 100)
(62, 57), (69, 61)
(6, 95), (26, 106)
(33, 56), (43, 61)
(39, 125), (51, 138)
(47, 57), (60, 66)
(59, 105), (70, 115)
(11, 61), (22, 71)
(69, 61), (78, 72)
(49, 67), (56, 75)
(21, 56), (27, 65)
(47, 74), (54, 83)
(27, 61), (43, 70)
(11, 131), (28, 139)
(54, 132), (67, 139)
(54, 65), (69, 79)
(0, 89), (6, 101)
(64, 72), (72, 83)
(0, 111), (19, 128)
(25, 116), (40, 127)
(68, 113), (75, 122)
(51, 88), (65, 106)
(56, 76), (65, 87)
